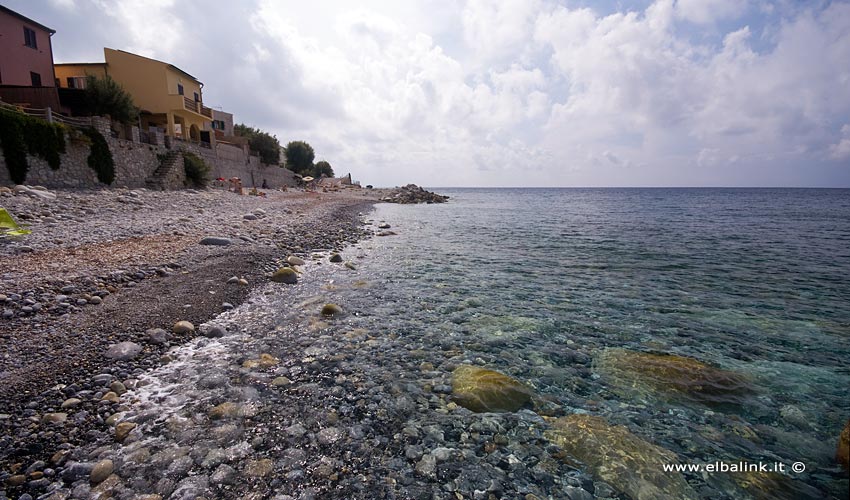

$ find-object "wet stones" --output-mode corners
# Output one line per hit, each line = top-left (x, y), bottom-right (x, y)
(317, 427), (343, 445)
(90, 459), (114, 484)
(271, 267), (298, 284)
(244, 459), (274, 478)
(41, 412), (68, 425)
(242, 353), (279, 369)
(105, 341), (143, 361)
(115, 422), (137, 442)
(451, 365), (534, 413)
(839, 419), (850, 470)
(593, 348), (754, 408)
(545, 414), (698, 500)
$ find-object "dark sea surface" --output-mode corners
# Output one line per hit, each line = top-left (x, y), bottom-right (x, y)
(111, 188), (850, 499)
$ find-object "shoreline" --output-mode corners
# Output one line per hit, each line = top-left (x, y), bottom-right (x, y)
(0, 186), (379, 480)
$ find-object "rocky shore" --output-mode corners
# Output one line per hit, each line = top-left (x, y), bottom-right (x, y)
(0, 185), (381, 499)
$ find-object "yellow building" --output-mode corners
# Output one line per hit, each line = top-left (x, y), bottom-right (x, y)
(55, 48), (211, 140)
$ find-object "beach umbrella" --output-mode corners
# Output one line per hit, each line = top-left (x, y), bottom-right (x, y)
(302, 176), (314, 182)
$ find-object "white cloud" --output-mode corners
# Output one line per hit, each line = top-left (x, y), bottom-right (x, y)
(49, 0), (76, 9)
(675, 0), (748, 24)
(831, 125), (850, 160)
(17, 0), (849, 186)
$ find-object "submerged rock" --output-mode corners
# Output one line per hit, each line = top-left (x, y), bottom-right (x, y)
(545, 414), (697, 500)
(451, 365), (533, 413)
(723, 469), (825, 500)
(593, 348), (754, 408)
(839, 419), (850, 470)
(271, 267), (298, 284)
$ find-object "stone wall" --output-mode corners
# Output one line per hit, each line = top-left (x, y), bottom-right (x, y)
(0, 116), (299, 190)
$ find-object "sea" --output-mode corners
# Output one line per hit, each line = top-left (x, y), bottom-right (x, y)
(111, 188), (850, 499)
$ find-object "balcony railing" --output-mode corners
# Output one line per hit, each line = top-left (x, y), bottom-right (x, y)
(182, 96), (212, 118)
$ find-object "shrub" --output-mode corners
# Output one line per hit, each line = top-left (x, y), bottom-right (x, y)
(81, 127), (114, 185)
(0, 107), (67, 183)
(183, 152), (210, 188)
(84, 75), (139, 125)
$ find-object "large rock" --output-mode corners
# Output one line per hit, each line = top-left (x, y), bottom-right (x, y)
(380, 184), (449, 204)
(838, 419), (850, 470)
(451, 365), (533, 413)
(545, 414), (698, 500)
(105, 342), (143, 361)
(593, 348), (754, 408)
(271, 267), (298, 284)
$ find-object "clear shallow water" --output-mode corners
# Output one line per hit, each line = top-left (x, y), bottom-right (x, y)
(100, 188), (850, 499)
(355, 188), (850, 494)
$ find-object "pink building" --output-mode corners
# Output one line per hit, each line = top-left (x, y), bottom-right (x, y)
(0, 5), (60, 109)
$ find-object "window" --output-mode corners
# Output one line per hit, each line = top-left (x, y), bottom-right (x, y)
(24, 27), (37, 49)
(30, 72), (42, 87)
(194, 92), (200, 102)
(66, 76), (87, 89)
(211, 120), (226, 130)
(177, 83), (184, 95)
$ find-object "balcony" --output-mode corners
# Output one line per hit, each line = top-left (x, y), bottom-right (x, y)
(180, 95), (212, 118)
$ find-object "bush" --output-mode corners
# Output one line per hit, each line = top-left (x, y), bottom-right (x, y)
(84, 75), (138, 125)
(283, 141), (315, 175)
(183, 152), (210, 188)
(0, 107), (66, 183)
(313, 160), (334, 178)
(81, 127), (114, 185)
(234, 124), (280, 165)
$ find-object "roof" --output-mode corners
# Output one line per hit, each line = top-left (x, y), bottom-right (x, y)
(108, 48), (202, 84)
(0, 5), (56, 34)
(54, 62), (107, 66)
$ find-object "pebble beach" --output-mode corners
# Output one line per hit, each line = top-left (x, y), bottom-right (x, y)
(0, 185), (380, 499)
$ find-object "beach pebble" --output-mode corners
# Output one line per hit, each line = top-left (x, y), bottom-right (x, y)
(90, 460), (113, 484)
(329, 253), (343, 263)
(105, 342), (143, 361)
(199, 237), (231, 246)
(145, 328), (170, 345)
(203, 325), (226, 338)
(172, 321), (195, 334)
(286, 256), (305, 266)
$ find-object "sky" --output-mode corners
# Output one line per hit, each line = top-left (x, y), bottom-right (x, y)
(6, 0), (850, 187)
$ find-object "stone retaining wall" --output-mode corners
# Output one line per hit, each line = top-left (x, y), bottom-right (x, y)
(0, 117), (299, 190)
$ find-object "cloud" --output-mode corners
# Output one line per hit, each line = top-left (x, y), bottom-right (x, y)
(831, 125), (850, 160)
(675, 0), (748, 24)
(9, 0), (848, 186)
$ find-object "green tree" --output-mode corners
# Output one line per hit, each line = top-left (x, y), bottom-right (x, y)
(313, 160), (334, 178)
(284, 141), (315, 176)
(84, 75), (138, 125)
(234, 123), (280, 165)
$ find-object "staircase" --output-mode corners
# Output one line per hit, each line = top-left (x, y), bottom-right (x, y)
(145, 151), (182, 191)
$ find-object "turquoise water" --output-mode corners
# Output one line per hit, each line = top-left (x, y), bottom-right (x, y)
(342, 188), (850, 496)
